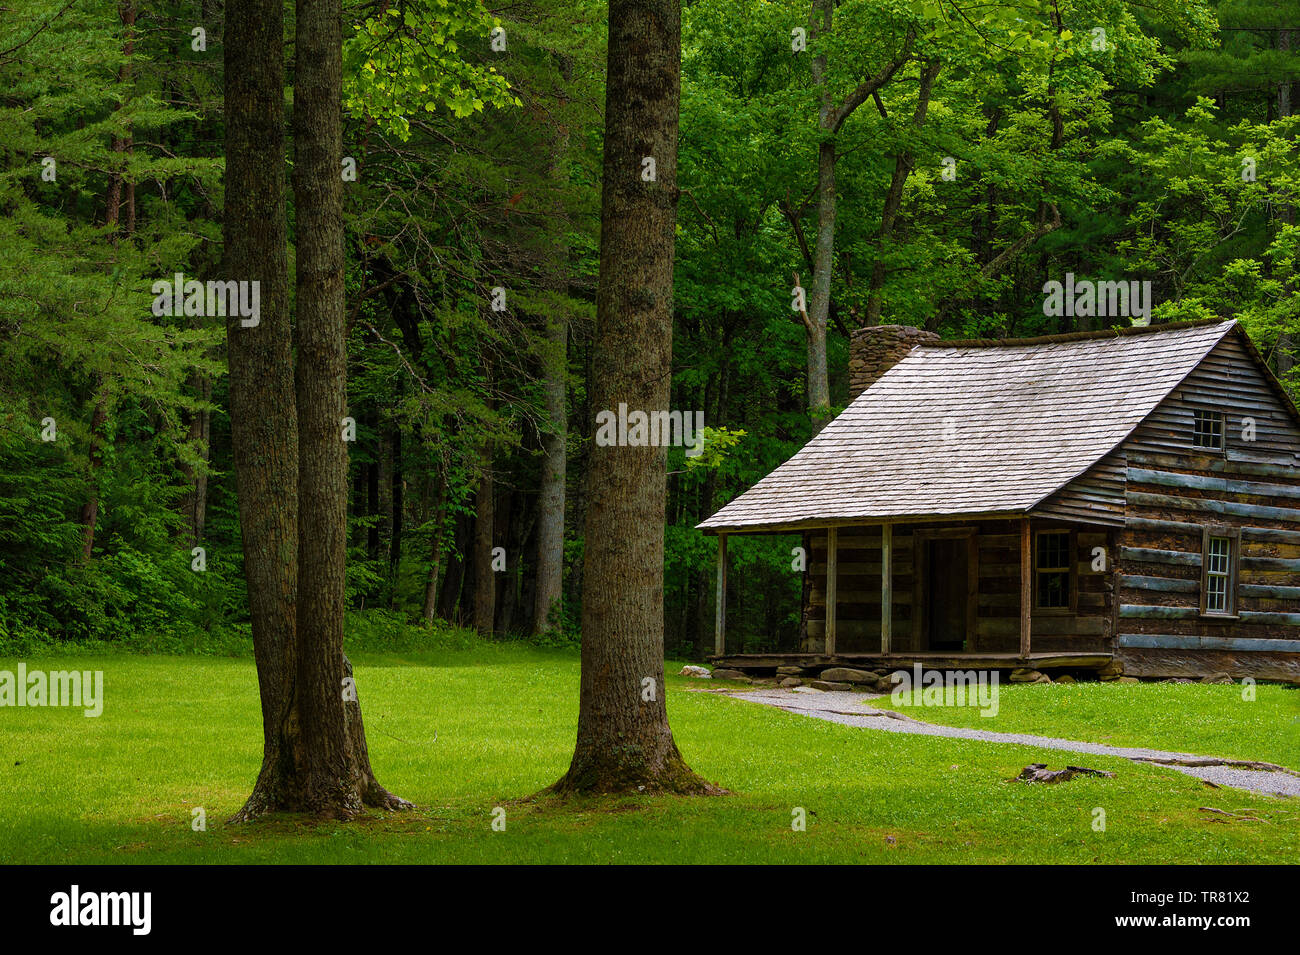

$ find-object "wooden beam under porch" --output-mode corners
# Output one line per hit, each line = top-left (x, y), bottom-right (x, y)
(707, 651), (1113, 673)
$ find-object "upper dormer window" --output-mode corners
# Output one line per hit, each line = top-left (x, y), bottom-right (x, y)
(1193, 408), (1224, 451)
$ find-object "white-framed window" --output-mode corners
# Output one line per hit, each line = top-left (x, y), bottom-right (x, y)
(1201, 527), (1239, 617)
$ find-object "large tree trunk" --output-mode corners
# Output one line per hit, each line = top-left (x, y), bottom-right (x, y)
(292, 0), (360, 816)
(224, 0), (303, 821)
(293, 0), (406, 815)
(551, 0), (717, 796)
(227, 0), (406, 821)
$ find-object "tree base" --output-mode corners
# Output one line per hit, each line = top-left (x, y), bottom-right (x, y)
(547, 748), (727, 797)
(228, 763), (413, 823)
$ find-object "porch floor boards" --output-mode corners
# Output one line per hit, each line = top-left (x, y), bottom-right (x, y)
(708, 651), (1113, 672)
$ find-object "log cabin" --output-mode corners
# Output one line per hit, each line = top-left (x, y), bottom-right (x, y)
(699, 319), (1300, 684)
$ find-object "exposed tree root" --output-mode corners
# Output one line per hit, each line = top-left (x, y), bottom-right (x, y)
(1133, 755), (1300, 777)
(1198, 806), (1268, 822)
(1196, 806), (1293, 824)
(362, 778), (414, 811)
(1015, 763), (1115, 784)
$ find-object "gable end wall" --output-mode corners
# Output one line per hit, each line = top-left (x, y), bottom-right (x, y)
(1115, 332), (1300, 682)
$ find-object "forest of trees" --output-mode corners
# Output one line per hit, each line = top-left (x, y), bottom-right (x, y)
(2, 0), (1298, 716)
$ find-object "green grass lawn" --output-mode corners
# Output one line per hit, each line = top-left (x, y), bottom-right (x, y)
(875, 680), (1300, 769)
(1, 645), (1297, 864)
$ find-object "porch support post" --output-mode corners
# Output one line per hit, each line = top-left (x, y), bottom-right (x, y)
(1020, 517), (1032, 658)
(825, 526), (838, 656)
(714, 534), (727, 656)
(880, 523), (892, 654)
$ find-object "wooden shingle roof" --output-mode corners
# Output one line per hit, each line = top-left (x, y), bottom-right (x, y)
(698, 320), (1239, 533)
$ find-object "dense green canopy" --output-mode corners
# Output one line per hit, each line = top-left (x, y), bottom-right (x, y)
(1, 0), (1296, 657)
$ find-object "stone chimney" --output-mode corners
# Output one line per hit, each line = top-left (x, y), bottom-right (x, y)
(848, 324), (939, 401)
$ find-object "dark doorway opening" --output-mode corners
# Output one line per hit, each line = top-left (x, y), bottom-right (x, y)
(926, 538), (967, 651)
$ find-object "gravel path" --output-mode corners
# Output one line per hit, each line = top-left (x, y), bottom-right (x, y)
(727, 686), (1300, 797)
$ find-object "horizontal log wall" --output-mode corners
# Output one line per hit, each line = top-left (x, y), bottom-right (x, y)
(1116, 647), (1300, 683)
(975, 520), (1113, 654)
(1118, 332), (1300, 661)
(804, 527), (912, 652)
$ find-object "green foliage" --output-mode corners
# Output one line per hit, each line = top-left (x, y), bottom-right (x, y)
(5, 0), (1300, 659)
(343, 0), (519, 137)
(0, 0), (228, 650)
(683, 426), (747, 470)
(343, 609), (480, 652)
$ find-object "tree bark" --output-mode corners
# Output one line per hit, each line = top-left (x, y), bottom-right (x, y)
(805, 0), (834, 432)
(293, 0), (407, 815)
(802, 1), (912, 429)
(551, 0), (718, 796)
(292, 0), (359, 816)
(224, 0), (303, 821)
(534, 129), (570, 634)
(438, 510), (472, 623)
(227, 0), (407, 821)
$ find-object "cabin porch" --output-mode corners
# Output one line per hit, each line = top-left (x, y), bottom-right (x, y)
(708, 516), (1117, 671)
(708, 651), (1114, 672)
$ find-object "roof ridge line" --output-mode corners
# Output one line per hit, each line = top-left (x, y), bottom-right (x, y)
(920, 317), (1234, 350)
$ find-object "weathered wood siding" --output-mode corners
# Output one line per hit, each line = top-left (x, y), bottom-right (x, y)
(971, 520), (1113, 654)
(1115, 333), (1300, 678)
(1034, 451), (1127, 526)
(803, 527), (913, 652)
(1125, 333), (1300, 464)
